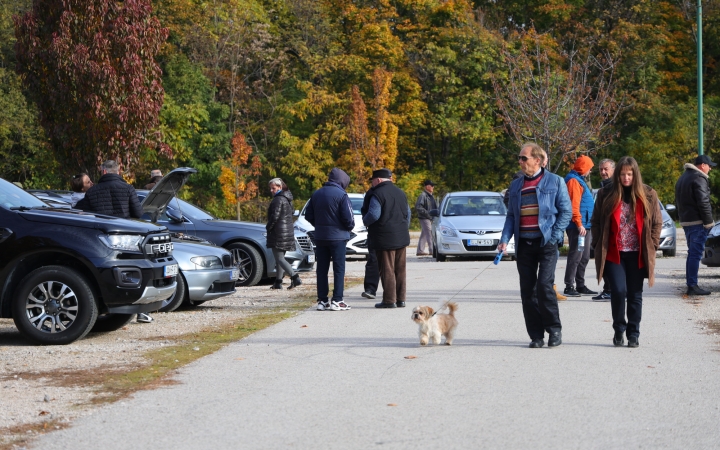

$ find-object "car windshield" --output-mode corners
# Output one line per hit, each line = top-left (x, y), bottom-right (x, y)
(0, 178), (49, 209)
(301, 197), (365, 216)
(442, 196), (506, 216)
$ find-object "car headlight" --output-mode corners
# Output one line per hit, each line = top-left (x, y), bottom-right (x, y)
(99, 234), (143, 252)
(662, 219), (673, 229)
(294, 224), (307, 232)
(190, 256), (223, 270)
(439, 225), (457, 237)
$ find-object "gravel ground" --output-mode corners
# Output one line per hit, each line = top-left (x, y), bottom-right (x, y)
(2, 230), (719, 443)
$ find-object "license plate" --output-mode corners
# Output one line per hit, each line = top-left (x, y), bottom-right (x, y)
(231, 268), (240, 280)
(307, 254), (315, 263)
(164, 264), (178, 277)
(468, 239), (493, 246)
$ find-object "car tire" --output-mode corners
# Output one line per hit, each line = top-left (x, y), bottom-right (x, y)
(226, 242), (264, 287)
(663, 248), (677, 257)
(158, 273), (187, 313)
(92, 313), (134, 332)
(12, 266), (98, 345)
(435, 248), (447, 262)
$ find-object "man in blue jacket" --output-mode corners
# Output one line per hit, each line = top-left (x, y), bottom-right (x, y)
(305, 168), (355, 311)
(498, 143), (572, 348)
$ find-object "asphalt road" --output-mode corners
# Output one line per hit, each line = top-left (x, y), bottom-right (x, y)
(36, 251), (720, 449)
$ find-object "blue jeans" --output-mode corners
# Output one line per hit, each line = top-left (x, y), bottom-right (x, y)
(683, 224), (710, 287)
(315, 241), (347, 301)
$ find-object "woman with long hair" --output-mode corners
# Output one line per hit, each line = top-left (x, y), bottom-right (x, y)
(266, 178), (302, 290)
(591, 156), (662, 347)
(69, 173), (93, 207)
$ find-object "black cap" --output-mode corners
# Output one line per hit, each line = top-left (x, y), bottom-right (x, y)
(371, 168), (392, 179)
(695, 155), (717, 167)
(423, 180), (435, 186)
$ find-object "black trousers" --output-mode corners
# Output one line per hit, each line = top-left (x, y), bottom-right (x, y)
(515, 238), (562, 339)
(604, 251), (645, 337)
(364, 248), (380, 295)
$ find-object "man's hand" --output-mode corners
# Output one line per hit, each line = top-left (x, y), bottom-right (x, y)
(579, 225), (587, 237)
(497, 242), (507, 255)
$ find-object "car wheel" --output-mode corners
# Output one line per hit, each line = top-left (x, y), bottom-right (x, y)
(226, 242), (264, 286)
(12, 266), (98, 345)
(435, 248), (447, 262)
(92, 313), (134, 332)
(663, 248), (676, 257)
(158, 273), (187, 313)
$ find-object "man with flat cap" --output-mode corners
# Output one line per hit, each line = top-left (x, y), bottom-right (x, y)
(675, 154), (717, 295)
(415, 179), (437, 256)
(361, 168), (411, 308)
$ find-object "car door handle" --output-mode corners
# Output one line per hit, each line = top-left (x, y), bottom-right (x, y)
(0, 228), (13, 244)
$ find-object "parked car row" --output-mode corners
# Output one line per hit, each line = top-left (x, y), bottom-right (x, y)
(2, 167), (316, 345)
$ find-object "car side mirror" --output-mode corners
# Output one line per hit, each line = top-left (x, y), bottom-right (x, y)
(429, 209), (439, 217)
(665, 204), (676, 213)
(293, 209), (300, 217)
(166, 209), (184, 223)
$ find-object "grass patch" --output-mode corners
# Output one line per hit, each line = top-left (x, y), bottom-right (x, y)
(0, 419), (70, 450)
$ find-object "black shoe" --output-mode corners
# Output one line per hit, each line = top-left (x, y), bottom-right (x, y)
(563, 286), (581, 297)
(396, 301), (406, 308)
(592, 291), (611, 302)
(529, 338), (544, 348)
(627, 336), (639, 348)
(687, 285), (711, 296)
(548, 331), (562, 347)
(287, 274), (302, 290)
(577, 286), (598, 296)
(270, 279), (283, 290)
(375, 302), (397, 308)
(361, 291), (376, 299)
(613, 331), (625, 347)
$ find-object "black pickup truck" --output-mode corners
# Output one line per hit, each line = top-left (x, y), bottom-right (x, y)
(0, 177), (177, 344)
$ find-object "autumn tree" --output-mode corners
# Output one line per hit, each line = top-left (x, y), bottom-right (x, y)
(14, 0), (169, 178)
(219, 131), (261, 220)
(493, 31), (623, 172)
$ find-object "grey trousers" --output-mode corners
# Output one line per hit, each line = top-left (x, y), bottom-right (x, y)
(417, 219), (434, 255)
(272, 248), (295, 279)
(564, 227), (591, 288)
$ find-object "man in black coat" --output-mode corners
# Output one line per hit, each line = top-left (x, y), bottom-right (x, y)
(675, 154), (716, 295)
(305, 168), (355, 311)
(76, 160), (150, 322)
(76, 160), (143, 219)
(361, 168), (411, 308)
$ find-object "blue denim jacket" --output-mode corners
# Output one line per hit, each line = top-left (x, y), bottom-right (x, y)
(500, 169), (572, 247)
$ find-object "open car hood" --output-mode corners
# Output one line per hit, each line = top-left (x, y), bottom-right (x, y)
(141, 167), (197, 223)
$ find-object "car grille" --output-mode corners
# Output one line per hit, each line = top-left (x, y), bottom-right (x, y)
(306, 231), (316, 246)
(297, 235), (314, 252)
(355, 239), (368, 249)
(458, 230), (502, 235)
(144, 233), (173, 258)
(462, 240), (499, 251)
(222, 254), (234, 268)
(208, 281), (235, 293)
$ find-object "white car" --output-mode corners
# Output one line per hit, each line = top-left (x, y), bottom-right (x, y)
(294, 193), (368, 257)
(430, 191), (515, 261)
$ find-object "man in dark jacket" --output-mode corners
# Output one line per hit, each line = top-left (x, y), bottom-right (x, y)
(414, 180), (437, 256)
(675, 155), (716, 295)
(76, 160), (150, 322)
(592, 159), (615, 301)
(362, 168), (411, 308)
(305, 168), (355, 311)
(144, 169), (163, 190)
(76, 160), (143, 219)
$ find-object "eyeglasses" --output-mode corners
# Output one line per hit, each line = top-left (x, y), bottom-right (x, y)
(517, 155), (532, 162)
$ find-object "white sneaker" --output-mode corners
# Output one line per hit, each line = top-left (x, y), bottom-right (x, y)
(317, 300), (330, 311)
(137, 313), (153, 323)
(328, 300), (351, 311)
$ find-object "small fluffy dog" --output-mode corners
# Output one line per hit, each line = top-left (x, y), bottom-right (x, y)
(411, 302), (458, 345)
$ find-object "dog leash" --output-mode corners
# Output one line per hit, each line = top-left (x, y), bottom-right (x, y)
(431, 260), (497, 316)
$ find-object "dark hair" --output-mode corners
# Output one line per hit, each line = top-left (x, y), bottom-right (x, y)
(71, 173), (88, 192)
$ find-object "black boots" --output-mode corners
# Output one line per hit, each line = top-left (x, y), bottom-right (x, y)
(287, 274), (302, 290)
(270, 278), (283, 289)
